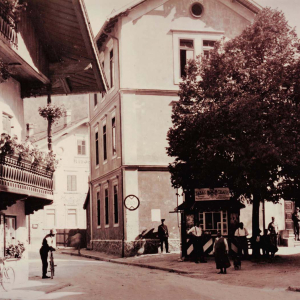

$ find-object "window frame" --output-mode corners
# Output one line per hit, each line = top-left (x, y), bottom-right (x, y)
(103, 123), (107, 162)
(96, 189), (101, 228)
(104, 187), (109, 227)
(111, 116), (116, 157)
(77, 139), (86, 156)
(95, 126), (99, 166)
(67, 208), (77, 228)
(172, 30), (224, 84)
(198, 210), (228, 236)
(110, 49), (114, 89)
(45, 209), (56, 229)
(113, 184), (119, 226)
(67, 174), (77, 192)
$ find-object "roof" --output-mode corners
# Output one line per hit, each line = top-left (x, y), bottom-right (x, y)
(30, 117), (88, 146)
(10, 0), (108, 97)
(95, 0), (262, 48)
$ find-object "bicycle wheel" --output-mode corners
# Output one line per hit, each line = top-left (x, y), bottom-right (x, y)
(1, 266), (15, 292)
(50, 257), (54, 279)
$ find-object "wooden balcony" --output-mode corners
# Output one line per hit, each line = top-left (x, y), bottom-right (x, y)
(0, 155), (53, 214)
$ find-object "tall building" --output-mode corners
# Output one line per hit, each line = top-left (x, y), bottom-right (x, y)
(87, 0), (261, 257)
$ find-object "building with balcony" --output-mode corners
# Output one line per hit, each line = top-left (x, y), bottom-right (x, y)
(0, 0), (107, 283)
(24, 96), (90, 246)
(87, 0), (261, 257)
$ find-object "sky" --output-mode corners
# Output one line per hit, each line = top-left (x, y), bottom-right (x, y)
(85, 0), (300, 37)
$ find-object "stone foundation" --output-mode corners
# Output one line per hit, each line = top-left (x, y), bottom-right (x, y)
(91, 239), (180, 257)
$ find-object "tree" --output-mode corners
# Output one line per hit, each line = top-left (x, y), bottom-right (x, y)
(167, 8), (300, 256)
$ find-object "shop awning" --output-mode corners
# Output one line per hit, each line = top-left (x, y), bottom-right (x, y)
(174, 200), (245, 212)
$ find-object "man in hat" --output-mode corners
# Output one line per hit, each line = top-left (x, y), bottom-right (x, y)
(158, 219), (170, 253)
(292, 207), (300, 241)
(40, 229), (56, 279)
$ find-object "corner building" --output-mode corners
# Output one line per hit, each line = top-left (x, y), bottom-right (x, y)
(88, 0), (260, 256)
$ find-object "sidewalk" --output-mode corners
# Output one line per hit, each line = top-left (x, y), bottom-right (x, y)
(60, 246), (300, 292)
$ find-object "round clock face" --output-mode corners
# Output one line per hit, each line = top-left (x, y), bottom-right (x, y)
(124, 195), (140, 211)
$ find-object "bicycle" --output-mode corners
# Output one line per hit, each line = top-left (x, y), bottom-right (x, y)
(0, 257), (15, 291)
(49, 250), (55, 279)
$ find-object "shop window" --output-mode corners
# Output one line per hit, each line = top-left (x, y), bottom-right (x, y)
(67, 209), (77, 228)
(67, 175), (77, 191)
(105, 188), (109, 225)
(180, 39), (194, 78)
(2, 113), (12, 135)
(5, 216), (16, 246)
(199, 211), (228, 235)
(113, 185), (118, 224)
(97, 191), (101, 227)
(46, 209), (56, 228)
(77, 140), (86, 155)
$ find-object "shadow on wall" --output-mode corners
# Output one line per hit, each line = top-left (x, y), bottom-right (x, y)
(134, 228), (160, 255)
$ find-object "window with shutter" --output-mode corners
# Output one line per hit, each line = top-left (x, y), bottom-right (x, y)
(67, 175), (77, 191)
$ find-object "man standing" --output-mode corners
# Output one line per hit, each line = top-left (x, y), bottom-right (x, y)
(292, 207), (300, 241)
(187, 223), (206, 263)
(234, 222), (249, 259)
(40, 229), (56, 279)
(158, 219), (170, 253)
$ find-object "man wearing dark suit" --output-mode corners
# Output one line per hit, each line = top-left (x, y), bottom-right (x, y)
(158, 219), (170, 253)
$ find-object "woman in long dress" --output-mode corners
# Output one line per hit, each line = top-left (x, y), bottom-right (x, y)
(267, 217), (279, 257)
(213, 231), (231, 274)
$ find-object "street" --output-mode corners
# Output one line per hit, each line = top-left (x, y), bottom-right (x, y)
(0, 252), (300, 300)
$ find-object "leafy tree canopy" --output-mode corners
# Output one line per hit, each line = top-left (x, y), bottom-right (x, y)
(167, 7), (300, 206)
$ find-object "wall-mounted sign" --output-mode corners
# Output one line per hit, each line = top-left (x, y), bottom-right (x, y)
(195, 188), (230, 201)
(124, 195), (140, 211)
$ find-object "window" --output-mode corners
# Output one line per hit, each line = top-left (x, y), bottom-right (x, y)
(105, 188), (109, 225)
(77, 140), (86, 155)
(46, 209), (56, 228)
(67, 209), (77, 227)
(112, 117), (116, 156)
(5, 216), (16, 246)
(67, 175), (77, 191)
(113, 185), (118, 224)
(97, 191), (101, 226)
(110, 49), (114, 88)
(199, 211), (228, 235)
(95, 129), (99, 165)
(190, 2), (204, 18)
(94, 94), (98, 107)
(2, 113), (12, 135)
(103, 125), (107, 161)
(180, 39), (194, 78)
(203, 40), (216, 59)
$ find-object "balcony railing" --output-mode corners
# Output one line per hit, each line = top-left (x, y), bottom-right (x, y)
(0, 155), (54, 197)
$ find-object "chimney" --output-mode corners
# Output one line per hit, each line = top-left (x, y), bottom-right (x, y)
(64, 110), (71, 126)
(26, 123), (35, 138)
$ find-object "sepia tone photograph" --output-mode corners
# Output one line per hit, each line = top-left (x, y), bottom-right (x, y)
(1, 0), (300, 299)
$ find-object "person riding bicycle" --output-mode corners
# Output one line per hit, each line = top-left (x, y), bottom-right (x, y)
(40, 229), (56, 279)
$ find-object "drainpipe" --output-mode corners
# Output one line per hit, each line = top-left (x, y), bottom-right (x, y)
(87, 120), (93, 249)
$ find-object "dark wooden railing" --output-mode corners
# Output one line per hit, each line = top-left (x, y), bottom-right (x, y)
(0, 155), (53, 196)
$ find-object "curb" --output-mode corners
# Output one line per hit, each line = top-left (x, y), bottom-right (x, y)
(60, 251), (191, 275)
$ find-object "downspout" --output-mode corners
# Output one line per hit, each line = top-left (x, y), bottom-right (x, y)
(87, 118), (93, 249)
(103, 26), (125, 257)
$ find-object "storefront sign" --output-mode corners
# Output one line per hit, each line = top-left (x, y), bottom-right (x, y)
(195, 188), (230, 201)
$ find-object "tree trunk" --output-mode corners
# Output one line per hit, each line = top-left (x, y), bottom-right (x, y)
(252, 194), (261, 257)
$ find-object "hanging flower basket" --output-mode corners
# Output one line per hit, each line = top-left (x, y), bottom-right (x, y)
(38, 104), (66, 124)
